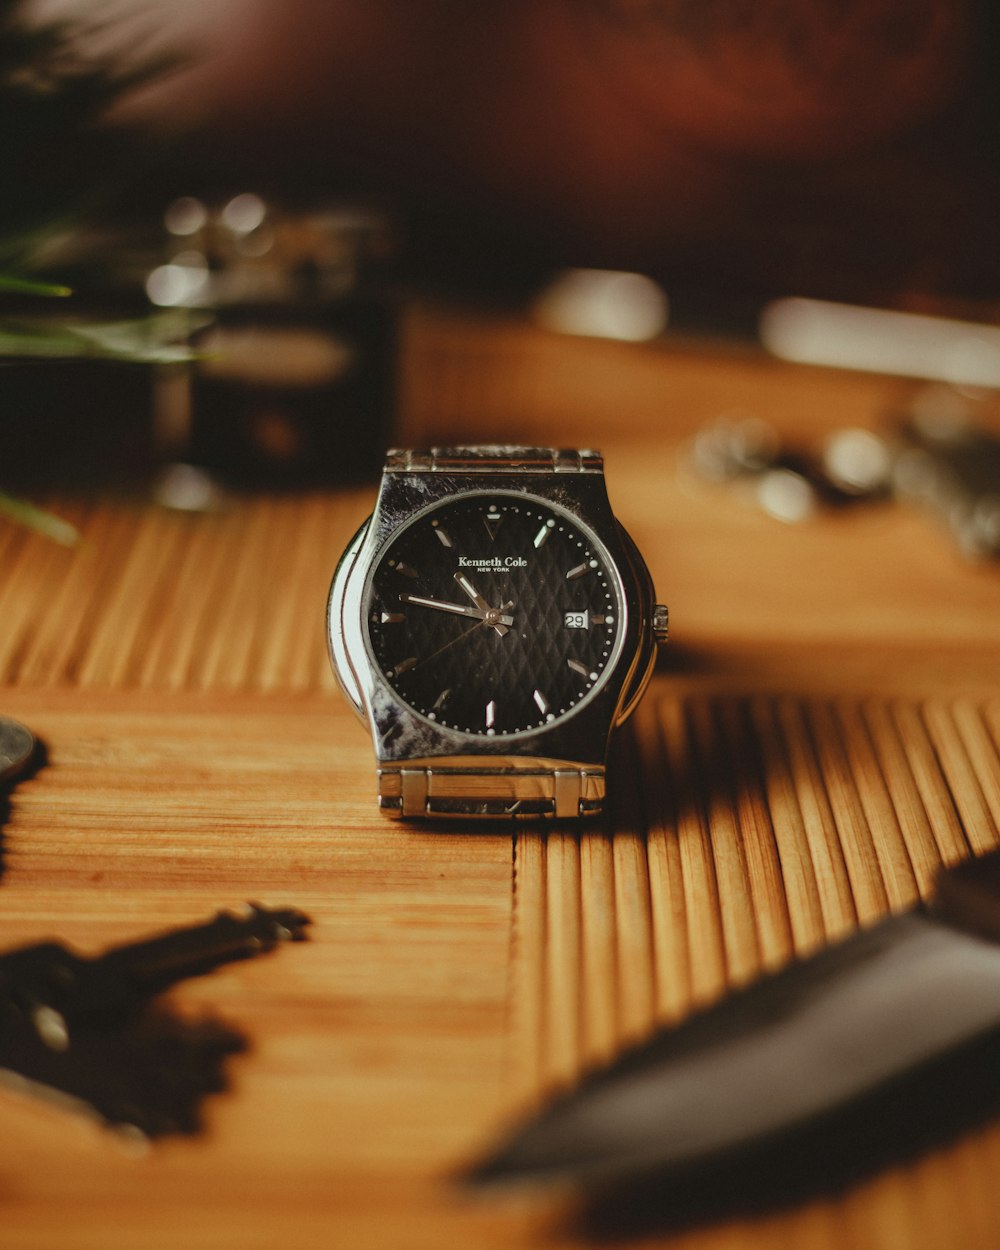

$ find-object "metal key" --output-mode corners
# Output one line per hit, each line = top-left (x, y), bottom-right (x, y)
(0, 903), (311, 1049)
(0, 905), (310, 1137)
(892, 397), (1000, 560)
(0, 717), (35, 788)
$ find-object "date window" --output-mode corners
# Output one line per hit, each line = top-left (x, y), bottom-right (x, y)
(564, 610), (589, 629)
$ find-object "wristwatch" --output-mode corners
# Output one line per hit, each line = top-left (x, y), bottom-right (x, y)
(327, 446), (667, 818)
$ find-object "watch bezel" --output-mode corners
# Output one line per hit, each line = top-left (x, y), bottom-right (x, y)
(359, 489), (629, 741)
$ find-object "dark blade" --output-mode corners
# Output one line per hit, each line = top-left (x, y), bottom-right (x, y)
(466, 850), (1000, 1188)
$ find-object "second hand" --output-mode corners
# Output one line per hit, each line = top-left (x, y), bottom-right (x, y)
(409, 599), (515, 671)
(412, 618), (487, 670)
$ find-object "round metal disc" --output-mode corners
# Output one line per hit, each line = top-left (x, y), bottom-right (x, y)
(0, 716), (35, 785)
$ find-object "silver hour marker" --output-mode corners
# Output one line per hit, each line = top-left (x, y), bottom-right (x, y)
(432, 689), (451, 711)
(391, 656), (417, 676)
(391, 560), (419, 579)
(591, 614), (606, 626)
(485, 699), (497, 729)
(381, 611), (405, 624)
(533, 689), (549, 715)
(565, 562), (591, 580)
(455, 573), (480, 601)
(483, 509), (503, 542)
(433, 522), (453, 548)
(567, 659), (589, 677)
(533, 519), (555, 549)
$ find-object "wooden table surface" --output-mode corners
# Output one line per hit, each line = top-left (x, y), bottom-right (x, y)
(3, 304), (1000, 1249)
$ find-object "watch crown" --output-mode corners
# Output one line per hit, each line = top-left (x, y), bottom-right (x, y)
(652, 603), (669, 644)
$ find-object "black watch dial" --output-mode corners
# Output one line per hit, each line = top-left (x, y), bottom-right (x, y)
(364, 493), (625, 737)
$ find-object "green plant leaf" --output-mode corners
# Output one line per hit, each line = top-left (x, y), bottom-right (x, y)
(0, 273), (71, 296)
(0, 313), (204, 363)
(0, 490), (80, 545)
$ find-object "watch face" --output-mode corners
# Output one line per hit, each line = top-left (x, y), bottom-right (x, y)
(364, 492), (625, 737)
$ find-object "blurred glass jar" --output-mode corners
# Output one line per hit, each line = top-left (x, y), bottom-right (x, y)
(150, 194), (398, 488)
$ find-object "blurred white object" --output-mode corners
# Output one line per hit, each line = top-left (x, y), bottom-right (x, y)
(146, 252), (210, 307)
(534, 269), (668, 342)
(164, 196), (208, 237)
(153, 462), (226, 512)
(688, 413), (780, 481)
(822, 428), (893, 495)
(220, 192), (268, 235)
(761, 298), (1000, 389)
(756, 468), (817, 524)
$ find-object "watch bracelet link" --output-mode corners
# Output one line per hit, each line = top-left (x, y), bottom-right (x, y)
(385, 446), (603, 474)
(378, 763), (605, 819)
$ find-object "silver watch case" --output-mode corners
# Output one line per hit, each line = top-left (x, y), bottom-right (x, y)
(327, 466), (660, 813)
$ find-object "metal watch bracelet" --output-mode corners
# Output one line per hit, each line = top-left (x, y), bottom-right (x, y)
(384, 446), (604, 475)
(377, 761), (605, 819)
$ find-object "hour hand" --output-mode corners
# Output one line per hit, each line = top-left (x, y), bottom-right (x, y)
(398, 592), (514, 629)
(454, 573), (510, 636)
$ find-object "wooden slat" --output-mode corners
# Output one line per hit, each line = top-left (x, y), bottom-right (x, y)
(657, 696), (727, 1008)
(635, 701), (691, 1024)
(578, 829), (618, 1068)
(746, 696), (826, 955)
(6, 500), (100, 686)
(509, 830), (546, 1110)
(0, 500), (86, 679)
(773, 696), (858, 942)
(75, 507), (187, 688)
(806, 700), (890, 924)
(834, 699), (920, 910)
(954, 700), (1000, 835)
(543, 831), (582, 1090)
(608, 727), (657, 1049)
(133, 509), (239, 690)
(891, 699), (971, 868)
(715, 699), (794, 970)
(686, 697), (762, 986)
(924, 699), (1000, 854)
(862, 699), (954, 898)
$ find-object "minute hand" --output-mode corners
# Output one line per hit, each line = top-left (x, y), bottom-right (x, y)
(398, 593), (514, 628)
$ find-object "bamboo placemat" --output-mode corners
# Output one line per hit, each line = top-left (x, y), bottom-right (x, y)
(0, 493), (359, 692)
(3, 399), (1000, 1247)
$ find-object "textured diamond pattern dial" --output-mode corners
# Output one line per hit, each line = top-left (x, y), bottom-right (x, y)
(365, 493), (624, 736)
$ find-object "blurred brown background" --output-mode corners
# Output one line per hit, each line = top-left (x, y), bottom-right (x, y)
(109, 0), (1000, 307)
